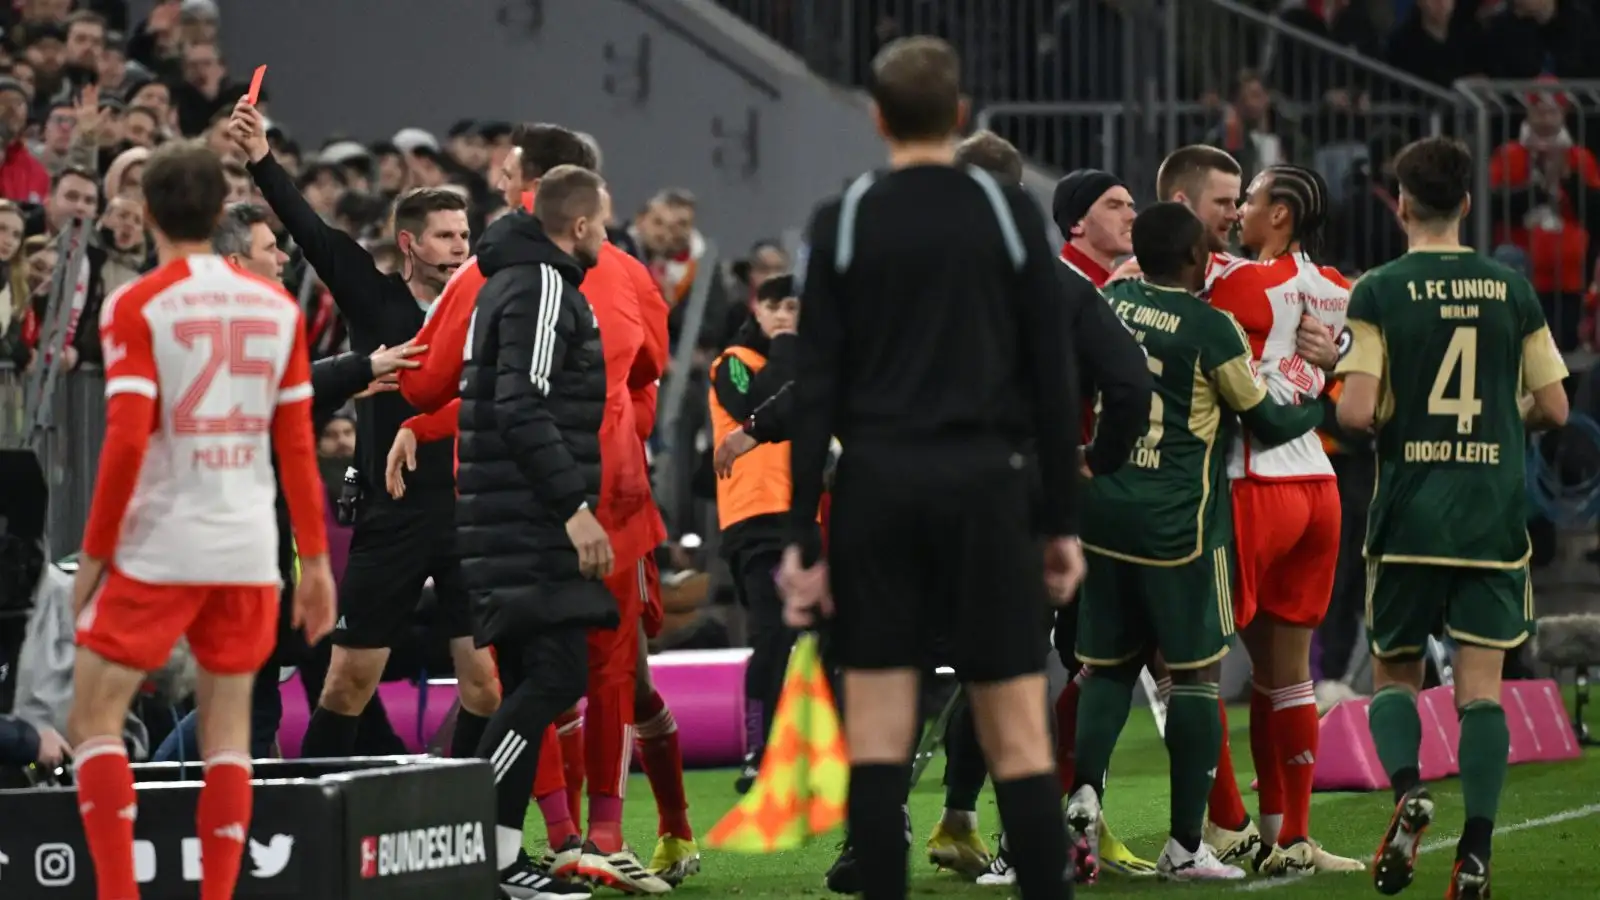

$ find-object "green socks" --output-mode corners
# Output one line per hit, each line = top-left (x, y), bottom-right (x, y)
(1167, 683), (1222, 846)
(1458, 700), (1509, 825)
(1369, 685), (1422, 798)
(1073, 667), (1136, 795)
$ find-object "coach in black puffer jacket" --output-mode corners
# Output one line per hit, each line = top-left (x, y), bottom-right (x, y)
(456, 204), (618, 648)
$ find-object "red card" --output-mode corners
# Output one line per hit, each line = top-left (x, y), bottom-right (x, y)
(246, 65), (267, 105)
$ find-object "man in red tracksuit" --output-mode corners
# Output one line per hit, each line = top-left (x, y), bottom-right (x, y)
(397, 125), (699, 892)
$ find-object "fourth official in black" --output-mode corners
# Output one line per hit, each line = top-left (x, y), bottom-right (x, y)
(779, 36), (1085, 900)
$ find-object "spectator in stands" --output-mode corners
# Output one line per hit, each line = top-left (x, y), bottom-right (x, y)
(124, 78), (173, 135)
(718, 238), (790, 347)
(1488, 81), (1600, 350)
(60, 10), (106, 94)
(631, 188), (704, 305)
(1280, 0), (1385, 76)
(121, 104), (160, 149)
(1204, 69), (1301, 180)
(97, 28), (128, 96)
(372, 141), (409, 198)
(297, 161), (347, 222)
(21, 23), (69, 120)
(172, 39), (248, 136)
(0, 200), (27, 367)
(41, 164), (96, 236)
(103, 145), (148, 200)
(1, 708), (68, 768)
(1386, 0), (1488, 89)
(96, 194), (147, 294)
(0, 76), (49, 204)
(1482, 0), (1600, 79)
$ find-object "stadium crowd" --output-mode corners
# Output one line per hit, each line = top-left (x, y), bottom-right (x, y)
(0, 2), (1583, 900)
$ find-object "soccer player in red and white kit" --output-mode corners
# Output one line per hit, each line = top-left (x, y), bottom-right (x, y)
(1204, 164), (1362, 875)
(68, 141), (335, 900)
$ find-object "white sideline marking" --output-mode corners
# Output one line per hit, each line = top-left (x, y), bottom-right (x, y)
(1234, 803), (1600, 892)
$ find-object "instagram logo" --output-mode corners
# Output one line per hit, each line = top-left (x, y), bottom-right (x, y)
(359, 837), (378, 879)
(35, 843), (76, 886)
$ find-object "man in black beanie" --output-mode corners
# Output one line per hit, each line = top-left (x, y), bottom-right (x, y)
(1053, 168), (1135, 289)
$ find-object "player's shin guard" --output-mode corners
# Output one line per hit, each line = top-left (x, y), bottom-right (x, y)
(555, 710), (585, 824)
(993, 775), (1071, 900)
(1270, 682), (1319, 845)
(197, 752), (253, 900)
(636, 688), (693, 840)
(1072, 664), (1137, 796)
(1248, 683), (1283, 842)
(1457, 700), (1509, 857)
(1167, 683), (1222, 849)
(74, 737), (139, 900)
(1207, 699), (1250, 831)
(1368, 685), (1423, 802)
(848, 763), (914, 900)
(533, 725), (579, 846)
(1052, 668), (1087, 793)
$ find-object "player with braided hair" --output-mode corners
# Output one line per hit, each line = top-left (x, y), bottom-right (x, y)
(1201, 164), (1366, 876)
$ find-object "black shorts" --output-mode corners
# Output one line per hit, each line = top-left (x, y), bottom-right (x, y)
(827, 439), (1050, 684)
(333, 490), (471, 649)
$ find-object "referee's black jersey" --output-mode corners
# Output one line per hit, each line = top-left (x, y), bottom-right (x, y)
(788, 164), (1083, 549)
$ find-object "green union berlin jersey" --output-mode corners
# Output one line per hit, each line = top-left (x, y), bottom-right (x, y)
(1083, 279), (1275, 565)
(1335, 249), (1568, 567)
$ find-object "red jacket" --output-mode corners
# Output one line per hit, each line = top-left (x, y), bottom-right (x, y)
(400, 240), (669, 571)
(0, 141), (48, 205)
(1488, 140), (1600, 294)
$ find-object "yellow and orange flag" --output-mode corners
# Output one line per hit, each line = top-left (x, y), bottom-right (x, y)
(705, 633), (848, 852)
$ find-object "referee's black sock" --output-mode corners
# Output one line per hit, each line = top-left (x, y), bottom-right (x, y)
(848, 763), (912, 900)
(301, 706), (360, 758)
(451, 710), (491, 759)
(994, 774), (1071, 900)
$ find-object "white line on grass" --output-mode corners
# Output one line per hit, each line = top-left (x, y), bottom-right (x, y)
(1234, 803), (1600, 892)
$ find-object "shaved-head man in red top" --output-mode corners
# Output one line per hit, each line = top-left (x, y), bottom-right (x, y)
(395, 124), (699, 893)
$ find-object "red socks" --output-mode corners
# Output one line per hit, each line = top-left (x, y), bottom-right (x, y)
(1053, 672), (1085, 793)
(532, 726), (577, 845)
(533, 725), (566, 802)
(1249, 684), (1284, 843)
(1207, 698), (1250, 831)
(587, 796), (624, 853)
(196, 753), (254, 900)
(636, 688), (693, 840)
(1271, 681), (1319, 845)
(75, 738), (139, 900)
(556, 710), (585, 825)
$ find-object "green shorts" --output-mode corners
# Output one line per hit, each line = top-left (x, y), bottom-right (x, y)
(1077, 545), (1235, 670)
(1365, 560), (1533, 659)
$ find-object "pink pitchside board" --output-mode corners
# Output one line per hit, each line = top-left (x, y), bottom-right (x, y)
(1310, 679), (1580, 792)
(277, 647), (754, 766)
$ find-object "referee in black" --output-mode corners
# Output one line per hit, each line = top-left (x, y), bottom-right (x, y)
(229, 98), (500, 759)
(779, 37), (1084, 900)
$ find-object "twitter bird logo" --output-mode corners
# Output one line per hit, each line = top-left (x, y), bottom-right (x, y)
(248, 835), (294, 878)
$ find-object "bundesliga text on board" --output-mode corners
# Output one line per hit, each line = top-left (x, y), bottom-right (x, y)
(359, 821), (487, 879)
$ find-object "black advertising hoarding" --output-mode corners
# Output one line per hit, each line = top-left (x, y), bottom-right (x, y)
(0, 757), (494, 899)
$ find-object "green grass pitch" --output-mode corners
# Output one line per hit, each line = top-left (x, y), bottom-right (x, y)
(526, 700), (1599, 899)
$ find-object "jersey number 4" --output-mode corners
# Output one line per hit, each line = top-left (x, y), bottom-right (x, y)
(172, 317), (282, 436)
(1428, 326), (1482, 435)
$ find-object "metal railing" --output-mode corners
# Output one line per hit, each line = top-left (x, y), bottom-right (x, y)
(718, 0), (1600, 351)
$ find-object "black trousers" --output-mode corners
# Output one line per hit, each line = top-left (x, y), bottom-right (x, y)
(476, 624), (590, 831)
(733, 544), (795, 759)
